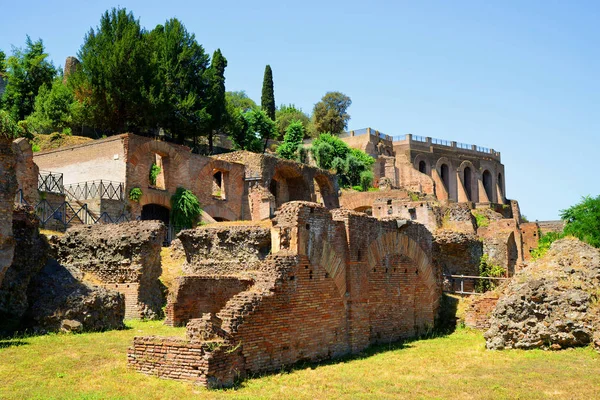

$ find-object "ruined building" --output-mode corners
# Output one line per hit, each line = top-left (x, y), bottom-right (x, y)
(128, 202), (442, 388)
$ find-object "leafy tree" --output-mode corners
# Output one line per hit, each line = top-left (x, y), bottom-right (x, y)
(276, 120), (304, 160)
(226, 91), (257, 112)
(148, 18), (210, 144)
(560, 195), (600, 248)
(0, 50), (6, 75)
(360, 170), (374, 192)
(26, 77), (82, 133)
(311, 91), (351, 135)
(243, 108), (276, 153)
(75, 8), (152, 134)
(261, 65), (275, 120)
(275, 104), (312, 138)
(1, 36), (56, 122)
(311, 132), (373, 188)
(205, 49), (228, 153)
(0, 109), (23, 138)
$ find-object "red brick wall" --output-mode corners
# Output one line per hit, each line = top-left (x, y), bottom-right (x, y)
(520, 222), (540, 261)
(464, 294), (499, 330)
(165, 276), (253, 326)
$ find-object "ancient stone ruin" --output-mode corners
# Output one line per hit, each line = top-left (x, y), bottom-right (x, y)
(485, 238), (600, 351)
(51, 221), (167, 319)
(128, 202), (442, 388)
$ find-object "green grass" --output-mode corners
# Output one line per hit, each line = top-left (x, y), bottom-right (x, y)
(1, 321), (599, 399)
(472, 211), (490, 228)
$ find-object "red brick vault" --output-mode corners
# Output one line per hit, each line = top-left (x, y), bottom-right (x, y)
(128, 202), (442, 388)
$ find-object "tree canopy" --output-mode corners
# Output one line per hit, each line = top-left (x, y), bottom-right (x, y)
(311, 91), (351, 135)
(205, 49), (228, 152)
(560, 195), (600, 248)
(276, 120), (305, 160)
(1, 36), (56, 122)
(275, 104), (312, 138)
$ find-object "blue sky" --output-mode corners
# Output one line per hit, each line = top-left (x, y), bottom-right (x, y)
(1, 0), (598, 220)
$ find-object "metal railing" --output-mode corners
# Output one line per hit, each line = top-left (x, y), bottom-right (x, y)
(476, 146), (491, 154)
(431, 138), (451, 146)
(64, 180), (124, 201)
(392, 134), (407, 142)
(456, 142), (472, 150)
(38, 171), (64, 194)
(443, 274), (510, 295)
(412, 135), (428, 142)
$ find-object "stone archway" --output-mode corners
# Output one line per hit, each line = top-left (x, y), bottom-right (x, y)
(482, 170), (493, 202)
(141, 203), (170, 226)
(269, 166), (310, 207)
(366, 230), (439, 341)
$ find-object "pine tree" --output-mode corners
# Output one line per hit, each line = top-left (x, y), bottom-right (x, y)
(206, 49), (227, 153)
(261, 65), (275, 120)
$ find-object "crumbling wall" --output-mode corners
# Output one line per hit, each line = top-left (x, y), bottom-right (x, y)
(0, 205), (49, 330)
(165, 276), (253, 326)
(0, 137), (17, 286)
(179, 225), (271, 276)
(129, 202), (443, 387)
(520, 222), (540, 261)
(52, 221), (166, 319)
(478, 219), (520, 276)
(12, 138), (39, 205)
(433, 230), (483, 277)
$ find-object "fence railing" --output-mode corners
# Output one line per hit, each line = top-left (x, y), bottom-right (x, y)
(443, 274), (510, 295)
(64, 180), (124, 201)
(431, 137), (451, 146)
(38, 171), (64, 194)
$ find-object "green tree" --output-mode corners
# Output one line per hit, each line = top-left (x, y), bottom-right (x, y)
(26, 77), (82, 133)
(312, 91), (351, 135)
(205, 49), (228, 153)
(311, 132), (373, 188)
(1, 36), (56, 122)
(0, 109), (23, 138)
(261, 65), (275, 121)
(276, 120), (305, 160)
(275, 104), (312, 138)
(148, 18), (210, 144)
(226, 91), (257, 112)
(75, 8), (152, 134)
(560, 195), (600, 248)
(243, 108), (276, 153)
(0, 50), (6, 75)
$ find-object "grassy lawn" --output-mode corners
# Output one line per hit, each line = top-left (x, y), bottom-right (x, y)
(1, 320), (599, 400)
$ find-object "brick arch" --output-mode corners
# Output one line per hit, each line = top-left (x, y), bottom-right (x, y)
(366, 231), (439, 315)
(127, 140), (187, 190)
(413, 154), (430, 175)
(202, 204), (238, 223)
(457, 160), (477, 202)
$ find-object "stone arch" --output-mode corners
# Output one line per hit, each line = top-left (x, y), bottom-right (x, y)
(127, 139), (186, 192)
(269, 165), (310, 207)
(141, 203), (170, 226)
(507, 231), (518, 277)
(458, 160), (477, 202)
(482, 170), (494, 202)
(202, 204), (239, 223)
(434, 157), (455, 202)
(497, 172), (504, 201)
(354, 205), (373, 216)
(365, 230), (439, 340)
(440, 163), (450, 191)
(313, 173), (335, 207)
(413, 154), (429, 175)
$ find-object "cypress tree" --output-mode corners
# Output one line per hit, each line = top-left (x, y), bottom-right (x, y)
(261, 65), (275, 121)
(206, 49), (227, 153)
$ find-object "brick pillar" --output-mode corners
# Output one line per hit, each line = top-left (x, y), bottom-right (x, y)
(0, 137), (17, 286)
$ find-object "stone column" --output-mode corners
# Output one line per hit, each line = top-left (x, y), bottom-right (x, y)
(0, 137), (17, 286)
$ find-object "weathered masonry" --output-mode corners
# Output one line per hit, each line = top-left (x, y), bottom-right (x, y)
(128, 202), (442, 388)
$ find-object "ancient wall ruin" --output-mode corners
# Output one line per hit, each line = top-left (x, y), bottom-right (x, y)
(128, 202), (442, 387)
(12, 138), (39, 205)
(52, 221), (166, 319)
(0, 137), (16, 286)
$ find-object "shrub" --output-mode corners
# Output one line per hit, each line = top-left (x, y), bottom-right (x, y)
(128, 187), (142, 202)
(276, 120), (305, 160)
(0, 110), (23, 139)
(472, 211), (490, 228)
(560, 195), (600, 248)
(31, 143), (41, 152)
(476, 254), (506, 292)
(530, 231), (565, 260)
(359, 170), (373, 192)
(170, 187), (202, 229)
(62, 127), (72, 136)
(149, 163), (161, 186)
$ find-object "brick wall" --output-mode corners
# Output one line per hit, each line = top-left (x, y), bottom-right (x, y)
(129, 202), (443, 387)
(520, 222), (540, 261)
(12, 138), (39, 205)
(165, 276), (253, 326)
(464, 294), (500, 330)
(34, 135), (127, 185)
(103, 283), (140, 319)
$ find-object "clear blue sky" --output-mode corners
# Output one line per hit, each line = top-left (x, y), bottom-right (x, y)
(1, 0), (598, 221)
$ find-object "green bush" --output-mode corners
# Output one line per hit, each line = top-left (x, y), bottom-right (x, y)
(476, 254), (506, 292)
(560, 195), (600, 248)
(149, 163), (161, 186)
(359, 170), (374, 191)
(171, 187), (202, 229)
(530, 231), (565, 260)
(472, 211), (490, 228)
(31, 143), (41, 152)
(0, 110), (23, 139)
(128, 187), (142, 202)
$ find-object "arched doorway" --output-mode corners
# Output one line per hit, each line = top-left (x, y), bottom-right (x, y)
(440, 164), (450, 191)
(141, 204), (170, 226)
(418, 160), (427, 174)
(464, 167), (472, 201)
(483, 170), (493, 202)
